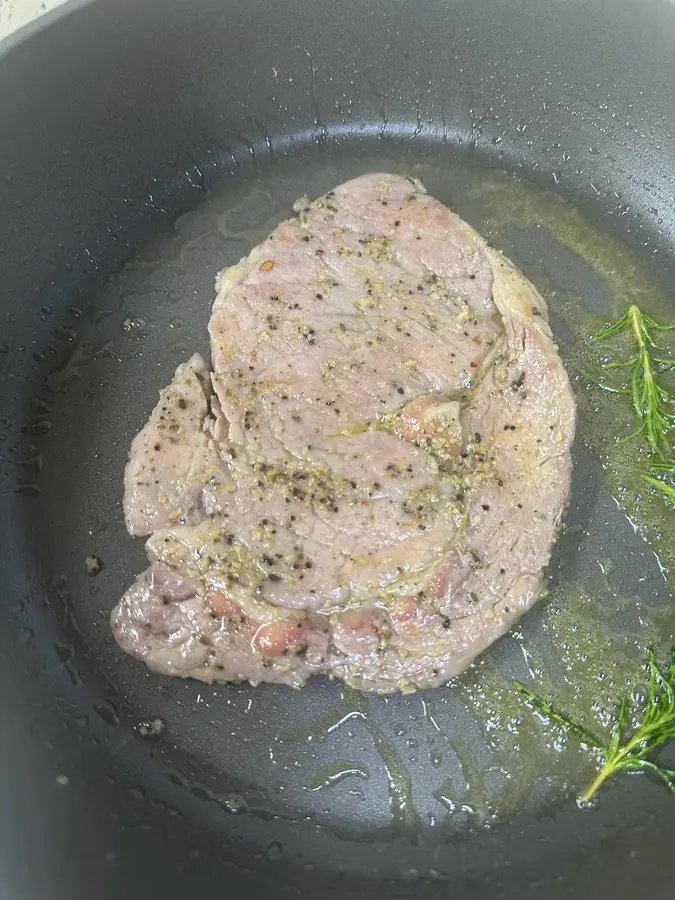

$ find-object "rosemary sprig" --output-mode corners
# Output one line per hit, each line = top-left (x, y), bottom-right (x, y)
(594, 304), (675, 461)
(515, 646), (675, 803)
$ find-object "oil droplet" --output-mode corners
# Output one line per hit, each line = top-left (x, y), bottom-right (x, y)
(93, 700), (120, 727)
(434, 779), (458, 813)
(16, 627), (34, 644)
(267, 842), (283, 861)
(283, 697), (365, 743)
(122, 315), (148, 332)
(309, 762), (370, 791)
(576, 795), (600, 811)
(135, 717), (166, 740)
(56, 774), (70, 786)
(218, 793), (248, 815)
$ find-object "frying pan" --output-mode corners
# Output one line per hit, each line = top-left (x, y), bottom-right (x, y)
(1, 0), (675, 897)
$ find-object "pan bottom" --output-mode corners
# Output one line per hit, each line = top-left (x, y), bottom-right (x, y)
(17, 138), (675, 889)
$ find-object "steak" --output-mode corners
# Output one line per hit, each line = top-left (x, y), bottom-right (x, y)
(112, 173), (575, 693)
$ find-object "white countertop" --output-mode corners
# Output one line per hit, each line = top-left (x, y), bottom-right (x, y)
(0, 0), (67, 41)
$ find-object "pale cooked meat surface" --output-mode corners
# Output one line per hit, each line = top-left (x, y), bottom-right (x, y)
(112, 173), (575, 693)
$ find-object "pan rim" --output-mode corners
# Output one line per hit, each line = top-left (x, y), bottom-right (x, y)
(0, 0), (94, 57)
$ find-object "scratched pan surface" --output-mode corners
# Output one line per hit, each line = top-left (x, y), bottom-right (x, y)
(2, 0), (675, 898)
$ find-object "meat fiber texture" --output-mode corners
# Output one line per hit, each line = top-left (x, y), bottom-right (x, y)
(112, 173), (575, 694)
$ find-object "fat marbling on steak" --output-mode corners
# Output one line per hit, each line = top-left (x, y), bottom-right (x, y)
(112, 173), (575, 693)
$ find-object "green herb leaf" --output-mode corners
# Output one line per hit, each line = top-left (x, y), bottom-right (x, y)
(594, 304), (675, 466)
(515, 646), (675, 803)
(514, 682), (604, 749)
(643, 474), (675, 504)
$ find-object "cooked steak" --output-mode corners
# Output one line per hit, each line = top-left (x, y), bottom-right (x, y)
(112, 173), (575, 693)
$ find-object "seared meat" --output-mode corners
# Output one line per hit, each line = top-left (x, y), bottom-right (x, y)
(112, 173), (575, 693)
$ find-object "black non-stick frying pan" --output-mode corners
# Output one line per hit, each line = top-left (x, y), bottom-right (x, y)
(2, 0), (675, 897)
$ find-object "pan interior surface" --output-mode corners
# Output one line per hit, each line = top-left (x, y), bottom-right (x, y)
(16, 140), (675, 886)
(2, 1), (675, 898)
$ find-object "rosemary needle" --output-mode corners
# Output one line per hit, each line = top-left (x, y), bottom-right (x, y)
(515, 646), (675, 803)
(642, 474), (675, 504)
(594, 304), (675, 460)
(594, 304), (675, 501)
